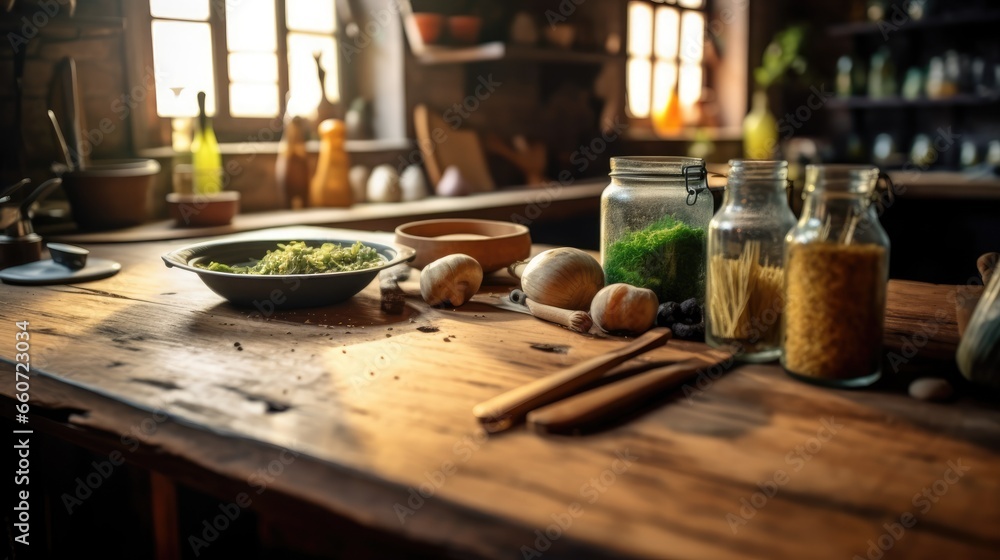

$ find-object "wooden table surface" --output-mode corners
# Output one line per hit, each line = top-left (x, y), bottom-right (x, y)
(1, 226), (998, 560)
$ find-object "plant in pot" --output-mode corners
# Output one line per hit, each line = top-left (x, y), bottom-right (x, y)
(744, 26), (807, 160)
(167, 91), (240, 227)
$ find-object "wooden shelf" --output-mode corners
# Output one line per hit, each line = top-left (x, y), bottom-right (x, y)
(45, 181), (608, 244)
(0, 15), (124, 34)
(828, 11), (1000, 36)
(827, 95), (1000, 109)
(138, 138), (414, 159)
(886, 170), (1000, 200)
(414, 42), (624, 66)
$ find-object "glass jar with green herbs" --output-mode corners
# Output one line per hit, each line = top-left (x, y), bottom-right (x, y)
(601, 157), (712, 304)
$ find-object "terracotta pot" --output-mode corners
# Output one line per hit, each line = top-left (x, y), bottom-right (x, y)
(447, 15), (481, 45)
(412, 12), (444, 44)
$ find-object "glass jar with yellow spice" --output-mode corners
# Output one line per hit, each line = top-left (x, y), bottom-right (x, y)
(782, 165), (890, 387)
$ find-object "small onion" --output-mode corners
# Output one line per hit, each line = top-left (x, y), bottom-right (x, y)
(519, 248), (604, 311)
(590, 283), (658, 335)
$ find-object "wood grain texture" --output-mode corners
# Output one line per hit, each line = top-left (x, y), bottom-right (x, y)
(1, 226), (998, 560)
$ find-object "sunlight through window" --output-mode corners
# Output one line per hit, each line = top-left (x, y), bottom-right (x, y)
(150, 0), (338, 123)
(151, 20), (215, 117)
(626, 0), (706, 129)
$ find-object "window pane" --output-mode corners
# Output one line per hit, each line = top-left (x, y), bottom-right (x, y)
(286, 33), (339, 116)
(286, 0), (335, 33)
(150, 0), (208, 21)
(678, 0), (704, 8)
(226, 0), (277, 52)
(230, 83), (280, 117)
(627, 2), (653, 57)
(679, 10), (704, 63)
(229, 53), (278, 83)
(652, 60), (678, 116)
(679, 62), (702, 106)
(152, 20), (215, 117)
(627, 57), (652, 118)
(654, 7), (679, 60)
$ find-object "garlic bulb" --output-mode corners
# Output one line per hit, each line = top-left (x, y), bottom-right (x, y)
(420, 254), (483, 307)
(367, 164), (401, 203)
(517, 248), (604, 311)
(590, 283), (658, 335)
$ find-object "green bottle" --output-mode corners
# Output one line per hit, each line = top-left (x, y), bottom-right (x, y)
(191, 91), (222, 195)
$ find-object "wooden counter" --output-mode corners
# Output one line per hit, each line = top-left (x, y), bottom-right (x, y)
(1, 227), (998, 559)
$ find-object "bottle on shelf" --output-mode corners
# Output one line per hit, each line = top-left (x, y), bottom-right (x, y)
(276, 115), (311, 209)
(309, 119), (352, 208)
(191, 91), (223, 195)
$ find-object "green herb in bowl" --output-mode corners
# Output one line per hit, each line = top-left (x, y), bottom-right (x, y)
(199, 241), (383, 275)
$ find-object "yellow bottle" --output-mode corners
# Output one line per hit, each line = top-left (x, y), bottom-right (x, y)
(309, 119), (352, 207)
(743, 90), (778, 160)
(191, 91), (223, 195)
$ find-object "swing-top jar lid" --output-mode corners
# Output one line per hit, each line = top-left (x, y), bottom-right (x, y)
(609, 156), (706, 178)
(803, 164), (880, 194)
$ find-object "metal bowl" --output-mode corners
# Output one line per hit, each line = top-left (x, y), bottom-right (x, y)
(162, 237), (415, 309)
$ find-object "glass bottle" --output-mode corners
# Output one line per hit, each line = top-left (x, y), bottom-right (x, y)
(706, 160), (796, 362)
(782, 165), (890, 387)
(601, 157), (712, 305)
(191, 91), (223, 195)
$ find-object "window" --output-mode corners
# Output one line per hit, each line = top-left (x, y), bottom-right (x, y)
(148, 0), (338, 125)
(627, 0), (706, 132)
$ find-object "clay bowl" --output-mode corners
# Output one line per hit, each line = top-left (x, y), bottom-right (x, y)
(447, 15), (482, 45)
(411, 12), (444, 44)
(61, 159), (160, 230)
(167, 191), (241, 228)
(395, 219), (531, 273)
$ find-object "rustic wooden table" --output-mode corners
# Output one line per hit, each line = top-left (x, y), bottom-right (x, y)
(1, 226), (998, 559)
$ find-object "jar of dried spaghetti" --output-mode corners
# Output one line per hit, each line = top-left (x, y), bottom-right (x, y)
(781, 165), (890, 387)
(706, 160), (796, 362)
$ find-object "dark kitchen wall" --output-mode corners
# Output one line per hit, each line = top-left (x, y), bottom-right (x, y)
(0, 0), (131, 186)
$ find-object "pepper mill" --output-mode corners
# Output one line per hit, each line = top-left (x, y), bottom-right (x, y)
(276, 115), (310, 209)
(310, 119), (352, 208)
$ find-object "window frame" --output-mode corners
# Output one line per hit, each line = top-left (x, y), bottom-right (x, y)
(625, 0), (711, 136)
(126, 0), (345, 148)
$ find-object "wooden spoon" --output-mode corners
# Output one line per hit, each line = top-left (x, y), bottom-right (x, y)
(472, 328), (671, 433)
(527, 347), (734, 434)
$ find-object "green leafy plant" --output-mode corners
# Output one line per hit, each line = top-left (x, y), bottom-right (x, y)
(754, 26), (808, 91)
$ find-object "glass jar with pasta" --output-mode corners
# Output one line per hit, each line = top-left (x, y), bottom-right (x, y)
(781, 165), (890, 387)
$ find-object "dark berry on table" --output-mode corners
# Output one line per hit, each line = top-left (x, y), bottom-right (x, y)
(657, 302), (679, 327)
(671, 320), (705, 341)
(679, 298), (701, 322)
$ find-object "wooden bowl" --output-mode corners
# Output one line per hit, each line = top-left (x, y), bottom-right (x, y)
(167, 191), (240, 228)
(395, 219), (531, 273)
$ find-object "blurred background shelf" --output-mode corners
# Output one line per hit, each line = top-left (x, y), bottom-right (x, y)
(828, 95), (1000, 109)
(827, 10), (1000, 36)
(414, 42), (625, 66)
